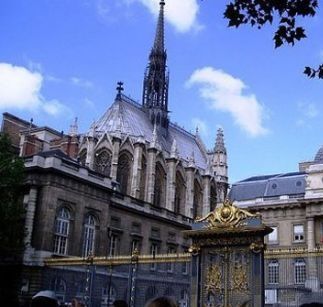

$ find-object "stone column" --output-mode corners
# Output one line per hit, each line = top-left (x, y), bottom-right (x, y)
(185, 167), (195, 218)
(307, 217), (315, 251)
(305, 217), (320, 291)
(202, 174), (211, 216)
(145, 147), (157, 203)
(24, 187), (38, 247)
(130, 141), (144, 198)
(110, 136), (121, 181)
(165, 157), (177, 211)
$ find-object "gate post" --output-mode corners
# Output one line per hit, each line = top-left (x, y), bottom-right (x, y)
(184, 200), (272, 307)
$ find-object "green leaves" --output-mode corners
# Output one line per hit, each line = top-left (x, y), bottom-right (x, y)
(222, 0), (321, 79)
(304, 65), (323, 79)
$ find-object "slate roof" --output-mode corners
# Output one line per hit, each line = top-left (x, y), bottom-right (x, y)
(229, 172), (306, 202)
(92, 95), (207, 169)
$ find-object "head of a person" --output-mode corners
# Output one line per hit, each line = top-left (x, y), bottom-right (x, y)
(145, 296), (177, 307)
(113, 300), (128, 307)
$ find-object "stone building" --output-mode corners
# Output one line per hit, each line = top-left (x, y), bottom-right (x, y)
(230, 147), (323, 306)
(2, 1), (228, 306)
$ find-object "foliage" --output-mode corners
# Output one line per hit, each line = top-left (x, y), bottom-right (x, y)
(221, 0), (323, 79)
(0, 133), (25, 306)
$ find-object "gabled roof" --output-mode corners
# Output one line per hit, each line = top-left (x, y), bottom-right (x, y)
(229, 172), (306, 201)
(92, 95), (207, 169)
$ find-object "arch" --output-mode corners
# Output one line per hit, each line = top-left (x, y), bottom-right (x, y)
(94, 148), (112, 177)
(154, 162), (166, 207)
(79, 149), (87, 166)
(117, 151), (133, 195)
(139, 154), (147, 200)
(53, 207), (71, 255)
(175, 171), (186, 215)
(193, 179), (202, 218)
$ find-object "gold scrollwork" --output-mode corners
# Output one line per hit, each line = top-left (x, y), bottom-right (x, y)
(232, 264), (248, 292)
(205, 264), (222, 292)
(188, 244), (200, 256)
(196, 199), (259, 229)
(249, 242), (264, 253)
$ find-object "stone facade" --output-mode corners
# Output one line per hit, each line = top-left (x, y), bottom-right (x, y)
(230, 148), (323, 306)
(1, 2), (228, 306)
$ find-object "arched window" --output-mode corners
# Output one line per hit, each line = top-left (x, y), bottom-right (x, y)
(175, 171), (185, 214)
(154, 162), (166, 207)
(294, 258), (306, 284)
(139, 155), (147, 201)
(79, 149), (87, 166)
(94, 149), (111, 177)
(193, 180), (202, 218)
(53, 207), (70, 255)
(268, 260), (279, 284)
(50, 277), (66, 303)
(83, 214), (96, 257)
(117, 152), (132, 195)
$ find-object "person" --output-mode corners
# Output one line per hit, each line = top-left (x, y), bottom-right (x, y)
(145, 296), (177, 307)
(113, 300), (128, 307)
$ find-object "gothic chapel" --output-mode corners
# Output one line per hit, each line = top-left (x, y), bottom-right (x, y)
(1, 1), (229, 305)
(78, 0), (228, 218)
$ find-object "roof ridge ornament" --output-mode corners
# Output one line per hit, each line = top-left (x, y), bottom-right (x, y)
(196, 199), (259, 229)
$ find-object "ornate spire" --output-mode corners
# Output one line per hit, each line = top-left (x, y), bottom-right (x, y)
(142, 0), (169, 135)
(214, 128), (226, 154)
(153, 0), (165, 53)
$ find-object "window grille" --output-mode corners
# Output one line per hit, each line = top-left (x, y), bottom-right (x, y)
(83, 215), (96, 257)
(293, 224), (304, 242)
(53, 207), (70, 255)
(268, 260), (279, 284)
(294, 258), (306, 284)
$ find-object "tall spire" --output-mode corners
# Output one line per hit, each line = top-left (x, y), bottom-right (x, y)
(153, 0), (165, 53)
(142, 0), (169, 136)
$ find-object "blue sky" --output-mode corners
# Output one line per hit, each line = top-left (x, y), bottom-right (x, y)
(1, 0), (323, 183)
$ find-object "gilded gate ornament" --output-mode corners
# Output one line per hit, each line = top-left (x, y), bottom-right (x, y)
(205, 264), (222, 292)
(233, 264), (248, 291)
(196, 199), (259, 228)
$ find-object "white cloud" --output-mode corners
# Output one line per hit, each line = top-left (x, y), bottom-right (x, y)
(138, 0), (201, 32)
(187, 67), (268, 137)
(0, 63), (68, 116)
(192, 117), (208, 136)
(298, 102), (319, 119)
(70, 77), (93, 89)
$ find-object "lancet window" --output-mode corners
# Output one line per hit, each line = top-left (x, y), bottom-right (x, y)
(175, 171), (185, 214)
(193, 179), (202, 218)
(94, 149), (111, 177)
(116, 152), (132, 195)
(139, 155), (147, 200)
(154, 162), (166, 207)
